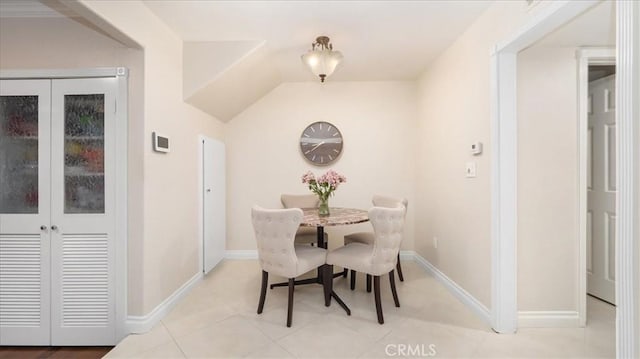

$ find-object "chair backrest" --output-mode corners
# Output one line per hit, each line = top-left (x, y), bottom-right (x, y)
(251, 206), (302, 278)
(372, 195), (408, 212)
(281, 194), (319, 209)
(369, 206), (406, 275)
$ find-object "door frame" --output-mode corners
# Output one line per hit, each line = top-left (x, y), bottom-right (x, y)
(491, 1), (639, 356)
(0, 68), (129, 342)
(577, 48), (615, 326)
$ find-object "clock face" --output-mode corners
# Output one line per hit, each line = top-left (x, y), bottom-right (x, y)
(299, 121), (343, 165)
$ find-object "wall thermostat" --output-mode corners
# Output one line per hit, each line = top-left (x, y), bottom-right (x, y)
(153, 132), (170, 153)
(471, 142), (483, 155)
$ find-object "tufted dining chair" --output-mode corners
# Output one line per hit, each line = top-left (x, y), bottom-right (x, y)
(326, 206), (406, 324)
(281, 194), (328, 247)
(251, 206), (328, 327)
(342, 195), (408, 291)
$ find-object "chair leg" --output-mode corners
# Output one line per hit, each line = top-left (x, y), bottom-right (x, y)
(366, 274), (372, 293)
(257, 270), (268, 314)
(374, 275), (384, 324)
(396, 253), (404, 282)
(389, 270), (400, 307)
(287, 278), (295, 327)
(323, 265), (332, 306)
(350, 270), (356, 290)
(342, 268), (348, 278)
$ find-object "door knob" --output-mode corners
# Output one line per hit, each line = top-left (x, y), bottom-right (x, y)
(40, 225), (47, 231)
(206, 189), (211, 193)
(51, 225), (58, 231)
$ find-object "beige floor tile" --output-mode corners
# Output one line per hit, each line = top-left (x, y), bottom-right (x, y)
(584, 320), (615, 358)
(134, 341), (186, 358)
(173, 315), (274, 358)
(104, 323), (175, 358)
(162, 302), (236, 339)
(242, 341), (295, 358)
(378, 319), (485, 358)
(472, 329), (586, 358)
(409, 296), (491, 331)
(243, 300), (327, 341)
(323, 309), (394, 342)
(276, 318), (378, 358)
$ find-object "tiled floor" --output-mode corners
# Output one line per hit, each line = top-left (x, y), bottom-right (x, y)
(105, 260), (615, 358)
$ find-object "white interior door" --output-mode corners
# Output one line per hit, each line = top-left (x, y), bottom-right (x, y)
(0, 79), (52, 345)
(202, 137), (225, 274)
(587, 74), (616, 304)
(50, 78), (117, 344)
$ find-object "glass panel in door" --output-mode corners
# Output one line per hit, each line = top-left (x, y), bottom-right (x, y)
(0, 96), (39, 213)
(63, 94), (105, 214)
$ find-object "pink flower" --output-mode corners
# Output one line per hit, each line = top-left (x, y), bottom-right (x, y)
(301, 171), (316, 184)
(302, 170), (346, 199)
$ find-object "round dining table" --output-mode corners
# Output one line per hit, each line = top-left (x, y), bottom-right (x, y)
(302, 207), (369, 315)
(300, 207), (369, 248)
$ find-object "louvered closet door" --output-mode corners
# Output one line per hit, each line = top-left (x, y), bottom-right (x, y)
(0, 79), (52, 345)
(50, 78), (116, 345)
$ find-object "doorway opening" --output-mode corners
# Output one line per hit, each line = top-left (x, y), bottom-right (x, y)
(586, 64), (616, 307)
(582, 62), (616, 348)
(577, 50), (616, 329)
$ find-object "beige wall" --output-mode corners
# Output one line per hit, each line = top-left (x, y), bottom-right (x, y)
(59, 0), (225, 315)
(0, 16), (147, 315)
(517, 46), (579, 311)
(414, 1), (553, 308)
(225, 81), (417, 252)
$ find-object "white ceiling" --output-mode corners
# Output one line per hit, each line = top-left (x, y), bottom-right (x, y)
(142, 0), (492, 82)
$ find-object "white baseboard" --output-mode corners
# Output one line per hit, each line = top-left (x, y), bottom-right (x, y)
(399, 250), (415, 261)
(411, 253), (492, 326)
(126, 272), (202, 334)
(518, 311), (580, 328)
(225, 250), (258, 259)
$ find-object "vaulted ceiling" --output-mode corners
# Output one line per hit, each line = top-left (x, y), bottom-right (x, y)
(143, 1), (492, 82)
(143, 0), (492, 121)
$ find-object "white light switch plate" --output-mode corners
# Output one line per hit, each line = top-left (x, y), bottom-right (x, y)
(466, 162), (477, 178)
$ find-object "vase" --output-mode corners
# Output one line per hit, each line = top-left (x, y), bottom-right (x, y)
(318, 196), (330, 217)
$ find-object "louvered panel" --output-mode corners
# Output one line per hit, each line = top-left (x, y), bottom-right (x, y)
(0, 236), (42, 327)
(61, 235), (109, 327)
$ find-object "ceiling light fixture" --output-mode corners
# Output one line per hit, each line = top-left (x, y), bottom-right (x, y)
(301, 36), (343, 83)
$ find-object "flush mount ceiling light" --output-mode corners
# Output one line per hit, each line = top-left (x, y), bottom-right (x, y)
(301, 36), (343, 83)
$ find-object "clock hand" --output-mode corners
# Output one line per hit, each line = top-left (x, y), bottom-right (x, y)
(305, 141), (325, 154)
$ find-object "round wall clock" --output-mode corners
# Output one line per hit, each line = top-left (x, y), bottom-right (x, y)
(299, 121), (343, 165)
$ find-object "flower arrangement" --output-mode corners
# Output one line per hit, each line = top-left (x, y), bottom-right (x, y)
(302, 169), (347, 216)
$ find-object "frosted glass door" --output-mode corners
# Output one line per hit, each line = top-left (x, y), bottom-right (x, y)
(63, 94), (105, 214)
(0, 96), (39, 213)
(50, 78), (116, 345)
(0, 79), (52, 345)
